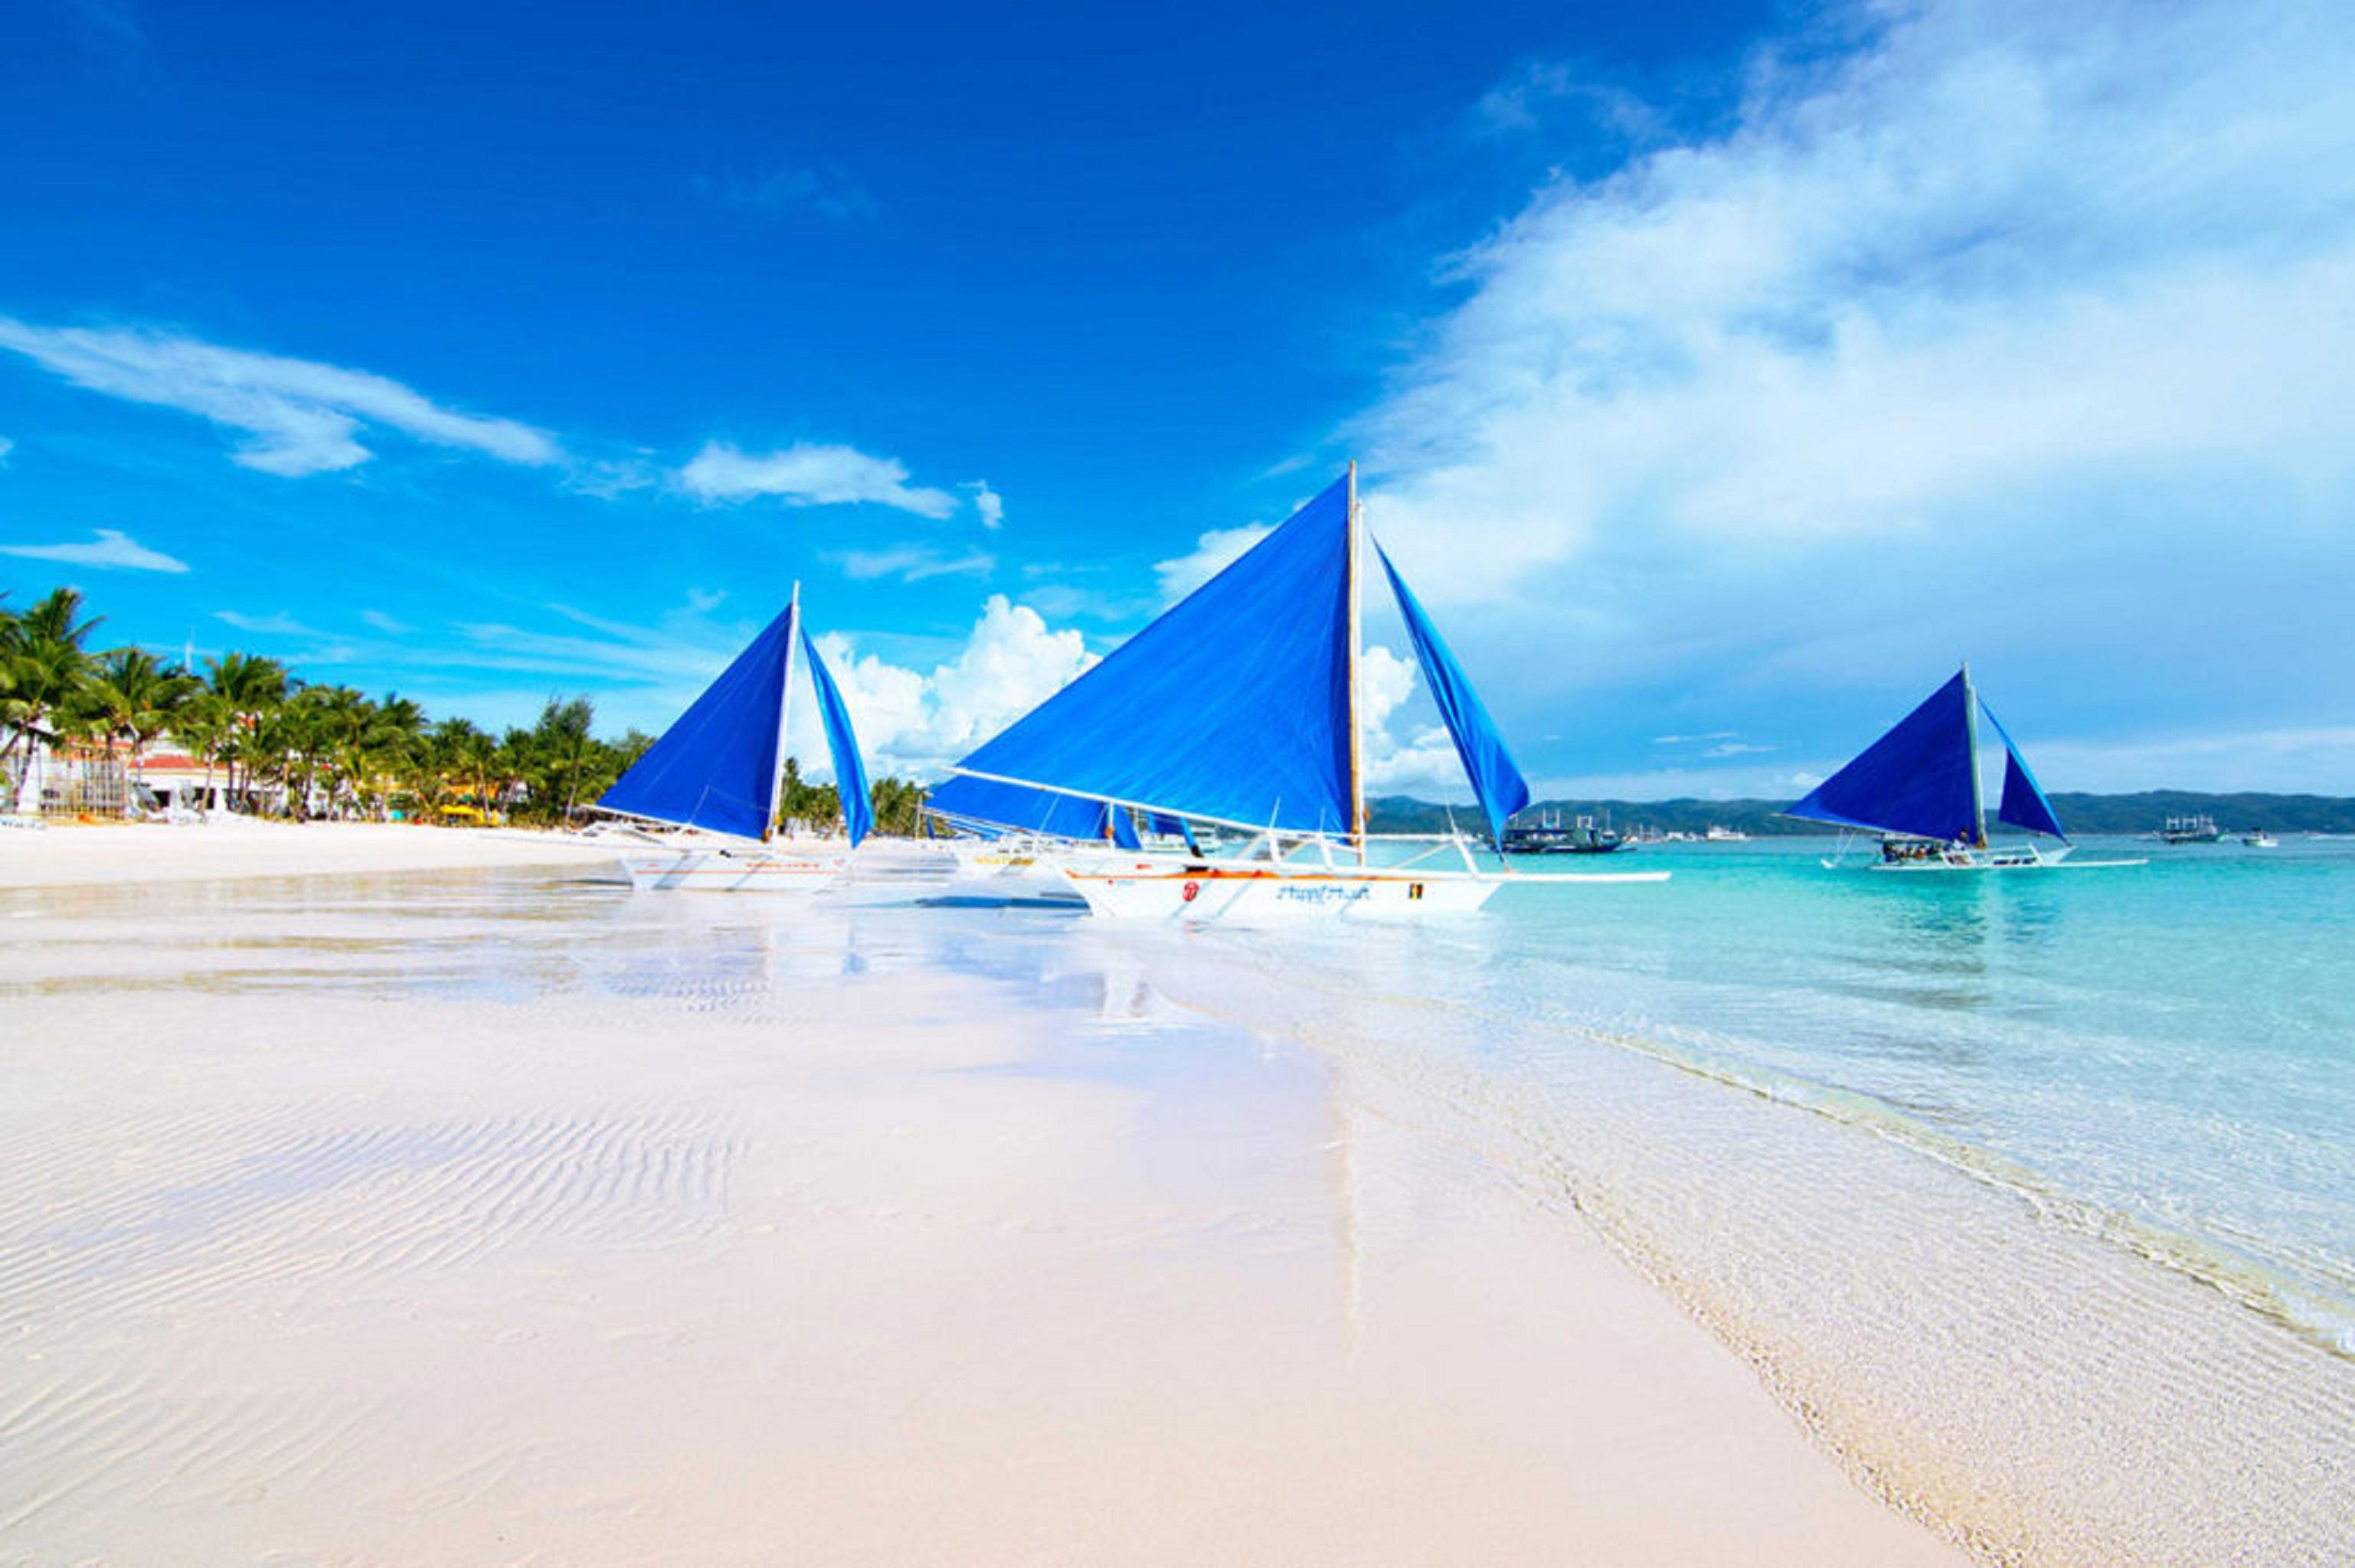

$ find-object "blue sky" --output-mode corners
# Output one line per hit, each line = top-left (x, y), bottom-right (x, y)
(5, 0), (2353, 797)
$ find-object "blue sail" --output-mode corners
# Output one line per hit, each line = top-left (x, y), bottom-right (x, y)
(801, 628), (872, 848)
(1110, 805), (1142, 850)
(953, 476), (1354, 834)
(925, 773), (1115, 840)
(1373, 541), (1531, 843)
(1980, 701), (2068, 841)
(1786, 671), (1979, 841)
(599, 602), (796, 840)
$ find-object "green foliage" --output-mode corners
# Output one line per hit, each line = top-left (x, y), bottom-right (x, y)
(2, 578), (934, 832)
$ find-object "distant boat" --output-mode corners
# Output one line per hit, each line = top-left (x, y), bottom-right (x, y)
(2160, 814), (2223, 844)
(1502, 810), (1635, 854)
(1703, 824), (1749, 842)
(592, 584), (872, 891)
(1784, 665), (2141, 872)
(2242, 829), (2278, 848)
(944, 466), (1667, 919)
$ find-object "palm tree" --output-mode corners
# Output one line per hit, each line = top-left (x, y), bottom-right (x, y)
(1, 588), (106, 811)
(541, 696), (596, 819)
(201, 651), (289, 811)
(172, 691), (234, 814)
(83, 648), (195, 783)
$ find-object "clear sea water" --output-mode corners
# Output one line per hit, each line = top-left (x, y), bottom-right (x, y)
(1132, 831), (2355, 1560)
(18, 838), (2347, 1559)
(1474, 834), (2355, 1351)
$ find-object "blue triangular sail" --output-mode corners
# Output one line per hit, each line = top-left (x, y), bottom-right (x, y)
(599, 602), (796, 840)
(801, 628), (872, 848)
(1980, 701), (2068, 841)
(1786, 671), (1979, 841)
(1109, 804), (1142, 850)
(1373, 541), (1531, 844)
(926, 773), (1117, 840)
(953, 476), (1355, 834)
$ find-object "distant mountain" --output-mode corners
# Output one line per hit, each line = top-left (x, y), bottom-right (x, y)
(1365, 792), (2355, 837)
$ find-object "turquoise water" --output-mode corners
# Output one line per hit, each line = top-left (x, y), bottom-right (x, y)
(1464, 835), (2355, 1351)
(1142, 833), (2355, 1557)
(12, 846), (2346, 1557)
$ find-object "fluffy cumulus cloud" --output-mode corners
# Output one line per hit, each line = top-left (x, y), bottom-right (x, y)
(0, 317), (562, 476)
(801, 595), (1097, 776)
(0, 528), (188, 573)
(677, 440), (958, 519)
(1354, 643), (1473, 797)
(1352, 0), (2355, 788)
(1153, 524), (1271, 603)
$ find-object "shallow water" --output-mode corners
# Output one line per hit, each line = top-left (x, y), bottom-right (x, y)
(1475, 835), (2355, 1353)
(1146, 833), (2355, 1563)
(7, 844), (2350, 1563)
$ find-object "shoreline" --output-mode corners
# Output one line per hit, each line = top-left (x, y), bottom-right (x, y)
(0, 851), (1962, 1564)
(0, 815), (626, 888)
(1136, 911), (2355, 1565)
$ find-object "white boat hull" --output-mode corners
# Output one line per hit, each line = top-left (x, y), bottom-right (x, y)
(1830, 844), (2144, 873)
(1057, 854), (1666, 922)
(617, 844), (849, 892)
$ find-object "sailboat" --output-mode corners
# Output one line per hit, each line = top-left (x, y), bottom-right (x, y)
(594, 584), (873, 891)
(921, 773), (1141, 896)
(945, 466), (1666, 920)
(1784, 666), (2137, 871)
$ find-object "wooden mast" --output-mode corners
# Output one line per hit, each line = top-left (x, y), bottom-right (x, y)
(1961, 659), (1986, 848)
(766, 581), (802, 844)
(1346, 461), (1366, 859)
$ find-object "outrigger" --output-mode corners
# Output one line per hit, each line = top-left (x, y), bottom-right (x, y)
(1784, 665), (2143, 873)
(943, 466), (1666, 920)
(589, 583), (874, 891)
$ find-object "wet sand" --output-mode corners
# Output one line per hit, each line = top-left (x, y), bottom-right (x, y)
(0, 850), (1961, 1564)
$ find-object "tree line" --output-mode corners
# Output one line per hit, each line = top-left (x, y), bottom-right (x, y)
(1, 584), (931, 834)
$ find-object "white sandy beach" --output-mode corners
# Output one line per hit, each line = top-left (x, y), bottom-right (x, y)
(0, 831), (1961, 1564)
(0, 814), (625, 887)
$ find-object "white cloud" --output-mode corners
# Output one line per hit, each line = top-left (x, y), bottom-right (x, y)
(1153, 523), (1271, 603)
(685, 588), (726, 613)
(1339, 0), (2355, 791)
(0, 436), (13, 465)
(677, 440), (957, 518)
(1472, 59), (1664, 145)
(214, 609), (318, 637)
(2031, 725), (2355, 794)
(0, 528), (188, 573)
(0, 317), (563, 477)
(1355, 643), (1471, 796)
(800, 596), (1097, 777)
(359, 609), (412, 634)
(965, 479), (1005, 529)
(1366, 0), (2355, 602)
(827, 544), (995, 583)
